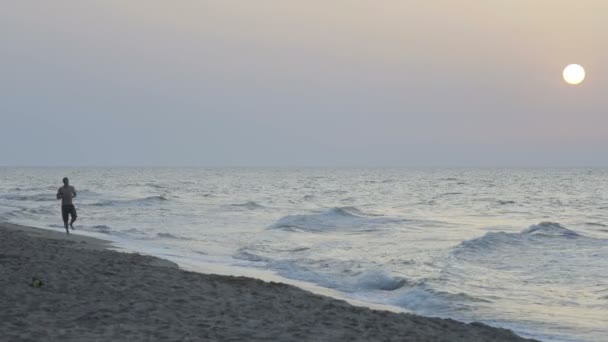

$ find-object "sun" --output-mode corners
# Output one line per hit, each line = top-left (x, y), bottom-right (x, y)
(563, 64), (585, 85)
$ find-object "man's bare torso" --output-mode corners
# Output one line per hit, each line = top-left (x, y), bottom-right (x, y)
(57, 185), (76, 205)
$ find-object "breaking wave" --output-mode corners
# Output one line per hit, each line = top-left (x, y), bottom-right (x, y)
(520, 222), (580, 237)
(233, 247), (408, 292)
(231, 249), (487, 316)
(453, 222), (582, 255)
(268, 207), (401, 232)
(347, 269), (409, 291)
(392, 286), (490, 315)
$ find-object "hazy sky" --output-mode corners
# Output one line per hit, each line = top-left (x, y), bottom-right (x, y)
(2, 1), (607, 167)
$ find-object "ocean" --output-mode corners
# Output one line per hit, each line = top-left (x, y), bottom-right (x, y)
(1, 167), (606, 342)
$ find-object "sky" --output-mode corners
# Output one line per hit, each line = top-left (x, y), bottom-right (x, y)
(1, 1), (607, 167)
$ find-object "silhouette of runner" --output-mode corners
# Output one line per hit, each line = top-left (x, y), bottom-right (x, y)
(57, 177), (77, 234)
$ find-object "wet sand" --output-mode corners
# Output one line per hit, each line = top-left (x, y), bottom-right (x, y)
(0, 222), (538, 341)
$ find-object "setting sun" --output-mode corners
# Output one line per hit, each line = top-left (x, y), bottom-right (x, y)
(563, 64), (586, 85)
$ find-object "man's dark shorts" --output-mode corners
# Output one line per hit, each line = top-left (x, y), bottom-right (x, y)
(62, 205), (77, 222)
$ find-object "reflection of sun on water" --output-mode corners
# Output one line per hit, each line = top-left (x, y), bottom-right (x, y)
(563, 64), (585, 85)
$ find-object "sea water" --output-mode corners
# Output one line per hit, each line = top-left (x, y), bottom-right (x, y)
(1, 168), (606, 342)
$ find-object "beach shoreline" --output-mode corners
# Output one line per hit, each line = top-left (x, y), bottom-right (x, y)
(0, 222), (538, 341)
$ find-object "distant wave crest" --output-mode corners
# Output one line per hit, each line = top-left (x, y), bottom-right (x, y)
(92, 196), (168, 207)
(585, 222), (608, 227)
(268, 206), (397, 232)
(520, 222), (580, 237)
(0, 193), (56, 202)
(229, 201), (265, 210)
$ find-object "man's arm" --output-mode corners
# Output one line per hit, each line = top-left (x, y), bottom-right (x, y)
(72, 186), (77, 198)
(56, 188), (62, 200)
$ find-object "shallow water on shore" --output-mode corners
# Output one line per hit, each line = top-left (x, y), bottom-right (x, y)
(1, 168), (607, 342)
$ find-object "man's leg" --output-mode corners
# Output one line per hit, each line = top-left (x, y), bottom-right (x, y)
(62, 206), (70, 234)
(69, 206), (77, 230)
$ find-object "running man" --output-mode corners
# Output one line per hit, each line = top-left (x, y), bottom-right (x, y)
(57, 177), (77, 234)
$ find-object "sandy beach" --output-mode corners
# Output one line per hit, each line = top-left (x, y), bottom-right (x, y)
(0, 223), (538, 342)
